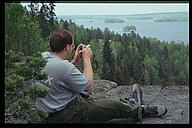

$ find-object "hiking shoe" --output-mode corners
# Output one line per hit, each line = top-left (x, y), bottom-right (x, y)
(126, 83), (143, 106)
(141, 105), (167, 117)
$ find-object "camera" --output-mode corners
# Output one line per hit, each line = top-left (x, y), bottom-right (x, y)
(79, 44), (84, 50)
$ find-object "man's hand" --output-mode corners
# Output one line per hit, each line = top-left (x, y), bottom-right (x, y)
(71, 44), (85, 65)
(82, 44), (92, 60)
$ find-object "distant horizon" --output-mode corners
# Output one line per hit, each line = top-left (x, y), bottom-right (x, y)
(56, 11), (188, 16)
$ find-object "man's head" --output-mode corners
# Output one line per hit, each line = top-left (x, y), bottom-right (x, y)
(49, 30), (74, 54)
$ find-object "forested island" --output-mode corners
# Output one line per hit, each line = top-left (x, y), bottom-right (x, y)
(104, 18), (125, 23)
(126, 12), (188, 22)
(5, 3), (189, 123)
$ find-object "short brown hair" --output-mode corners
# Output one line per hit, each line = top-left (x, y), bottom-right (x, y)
(49, 30), (73, 52)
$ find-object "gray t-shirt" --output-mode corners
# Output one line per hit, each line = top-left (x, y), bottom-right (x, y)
(36, 52), (89, 113)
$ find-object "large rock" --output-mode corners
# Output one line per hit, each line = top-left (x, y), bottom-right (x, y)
(92, 80), (118, 94)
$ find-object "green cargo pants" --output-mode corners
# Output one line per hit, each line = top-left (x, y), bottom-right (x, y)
(45, 94), (142, 123)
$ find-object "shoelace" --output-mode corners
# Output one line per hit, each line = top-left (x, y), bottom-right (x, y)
(124, 91), (138, 105)
(131, 91), (138, 102)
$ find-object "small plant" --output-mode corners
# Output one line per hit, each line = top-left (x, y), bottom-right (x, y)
(5, 50), (49, 123)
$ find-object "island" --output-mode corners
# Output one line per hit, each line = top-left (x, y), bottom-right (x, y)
(154, 17), (188, 22)
(104, 18), (125, 23)
(122, 25), (136, 32)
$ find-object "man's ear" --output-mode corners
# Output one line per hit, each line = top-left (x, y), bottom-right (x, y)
(65, 44), (69, 51)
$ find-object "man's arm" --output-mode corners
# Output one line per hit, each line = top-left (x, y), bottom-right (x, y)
(83, 56), (93, 92)
(82, 45), (93, 92)
(71, 44), (83, 65)
(71, 44), (93, 92)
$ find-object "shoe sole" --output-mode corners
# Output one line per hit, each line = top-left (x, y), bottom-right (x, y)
(133, 84), (141, 106)
(154, 105), (167, 117)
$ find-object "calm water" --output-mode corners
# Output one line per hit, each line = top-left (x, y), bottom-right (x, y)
(58, 15), (189, 44)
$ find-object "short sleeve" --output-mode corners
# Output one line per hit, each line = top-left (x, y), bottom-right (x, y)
(64, 66), (89, 93)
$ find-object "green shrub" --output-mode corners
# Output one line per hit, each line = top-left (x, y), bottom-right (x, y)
(5, 50), (49, 123)
(5, 73), (24, 91)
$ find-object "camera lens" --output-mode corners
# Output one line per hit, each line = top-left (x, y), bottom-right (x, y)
(79, 44), (84, 50)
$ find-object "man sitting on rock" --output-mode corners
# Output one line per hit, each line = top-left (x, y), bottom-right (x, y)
(36, 29), (167, 123)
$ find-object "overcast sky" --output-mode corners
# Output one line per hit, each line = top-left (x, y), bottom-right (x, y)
(21, 2), (189, 15)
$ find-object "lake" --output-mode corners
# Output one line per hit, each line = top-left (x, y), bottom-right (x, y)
(58, 15), (189, 44)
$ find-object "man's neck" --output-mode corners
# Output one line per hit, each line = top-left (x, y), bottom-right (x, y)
(51, 52), (68, 60)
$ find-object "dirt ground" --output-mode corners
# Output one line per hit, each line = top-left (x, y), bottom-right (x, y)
(93, 80), (189, 124)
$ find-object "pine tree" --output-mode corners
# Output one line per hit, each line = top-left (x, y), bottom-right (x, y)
(27, 2), (39, 19)
(63, 20), (69, 30)
(101, 28), (115, 81)
(5, 3), (49, 123)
